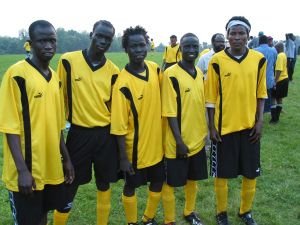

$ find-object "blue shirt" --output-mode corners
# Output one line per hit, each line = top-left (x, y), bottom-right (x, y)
(255, 44), (277, 89)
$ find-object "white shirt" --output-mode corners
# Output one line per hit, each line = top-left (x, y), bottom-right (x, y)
(197, 49), (215, 79)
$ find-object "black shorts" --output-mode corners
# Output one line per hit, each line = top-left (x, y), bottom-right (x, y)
(66, 124), (119, 186)
(210, 129), (260, 179)
(165, 149), (208, 187)
(124, 161), (165, 188)
(271, 78), (289, 99)
(9, 184), (66, 225)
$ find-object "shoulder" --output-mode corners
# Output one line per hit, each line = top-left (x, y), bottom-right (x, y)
(105, 59), (120, 73)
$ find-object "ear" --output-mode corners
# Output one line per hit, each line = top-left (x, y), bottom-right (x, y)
(89, 32), (93, 39)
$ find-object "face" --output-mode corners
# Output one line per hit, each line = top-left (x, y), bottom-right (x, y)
(180, 36), (199, 62)
(30, 25), (57, 62)
(227, 25), (248, 52)
(170, 37), (177, 46)
(126, 34), (148, 65)
(90, 23), (114, 54)
(213, 34), (225, 53)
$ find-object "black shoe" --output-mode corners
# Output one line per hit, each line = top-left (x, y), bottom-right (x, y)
(184, 212), (204, 225)
(163, 223), (176, 225)
(238, 211), (258, 225)
(143, 218), (158, 225)
(128, 223), (139, 225)
(216, 212), (230, 225)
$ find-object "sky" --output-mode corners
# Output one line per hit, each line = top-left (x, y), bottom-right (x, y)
(0, 0), (298, 46)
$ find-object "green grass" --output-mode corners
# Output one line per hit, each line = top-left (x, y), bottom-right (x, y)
(0, 54), (300, 225)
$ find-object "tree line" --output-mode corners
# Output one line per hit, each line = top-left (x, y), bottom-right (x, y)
(0, 28), (211, 54)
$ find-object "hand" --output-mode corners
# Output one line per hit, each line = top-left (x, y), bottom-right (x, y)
(176, 141), (189, 159)
(249, 120), (263, 143)
(209, 126), (222, 143)
(18, 170), (36, 195)
(63, 159), (75, 184)
(120, 158), (135, 175)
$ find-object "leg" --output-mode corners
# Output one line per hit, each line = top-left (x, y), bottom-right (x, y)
(53, 183), (79, 225)
(142, 182), (163, 222)
(239, 177), (257, 214)
(184, 180), (198, 216)
(215, 178), (228, 214)
(38, 213), (48, 225)
(122, 184), (137, 224)
(96, 182), (111, 225)
(162, 183), (175, 224)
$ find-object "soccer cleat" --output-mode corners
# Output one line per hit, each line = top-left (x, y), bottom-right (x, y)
(163, 222), (176, 225)
(238, 211), (258, 225)
(128, 223), (139, 225)
(184, 212), (204, 225)
(216, 212), (230, 225)
(142, 218), (158, 225)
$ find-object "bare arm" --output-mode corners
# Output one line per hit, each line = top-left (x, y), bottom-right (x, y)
(249, 98), (265, 143)
(116, 135), (135, 175)
(168, 117), (189, 158)
(59, 132), (74, 184)
(6, 133), (36, 194)
(207, 107), (222, 142)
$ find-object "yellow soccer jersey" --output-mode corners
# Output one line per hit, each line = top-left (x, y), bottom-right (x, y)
(0, 59), (65, 192)
(275, 52), (288, 82)
(111, 61), (163, 169)
(57, 50), (120, 127)
(205, 48), (267, 135)
(23, 41), (31, 52)
(162, 62), (207, 158)
(163, 44), (182, 63)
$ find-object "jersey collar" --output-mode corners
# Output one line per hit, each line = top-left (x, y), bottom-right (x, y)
(125, 63), (149, 81)
(82, 49), (107, 72)
(26, 58), (52, 82)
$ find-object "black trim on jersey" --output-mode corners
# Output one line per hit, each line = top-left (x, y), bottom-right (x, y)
(13, 77), (32, 172)
(82, 49), (107, 72)
(212, 63), (223, 135)
(224, 47), (249, 63)
(120, 87), (139, 170)
(178, 61), (197, 79)
(169, 77), (182, 132)
(62, 59), (73, 123)
(157, 67), (160, 75)
(257, 58), (266, 93)
(125, 64), (149, 81)
(105, 74), (119, 111)
(25, 58), (52, 82)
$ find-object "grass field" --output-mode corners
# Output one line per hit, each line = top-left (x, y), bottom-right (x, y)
(0, 53), (300, 225)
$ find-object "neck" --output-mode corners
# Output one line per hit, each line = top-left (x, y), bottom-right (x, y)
(128, 61), (145, 73)
(87, 48), (105, 65)
(30, 57), (50, 74)
(228, 47), (247, 56)
(181, 60), (195, 73)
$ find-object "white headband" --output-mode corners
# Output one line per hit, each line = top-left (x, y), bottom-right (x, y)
(227, 20), (251, 32)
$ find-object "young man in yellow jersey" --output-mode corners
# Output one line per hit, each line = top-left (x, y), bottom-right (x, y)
(270, 42), (289, 123)
(111, 25), (164, 225)
(0, 20), (74, 225)
(162, 35), (182, 71)
(161, 33), (208, 225)
(205, 16), (267, 225)
(53, 20), (120, 225)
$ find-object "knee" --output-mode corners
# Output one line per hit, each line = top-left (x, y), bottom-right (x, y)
(123, 185), (135, 197)
(97, 182), (110, 191)
(149, 182), (163, 192)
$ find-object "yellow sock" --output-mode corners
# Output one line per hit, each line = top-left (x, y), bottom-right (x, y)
(97, 189), (111, 225)
(162, 183), (175, 223)
(122, 193), (137, 223)
(143, 190), (161, 222)
(240, 177), (256, 214)
(215, 178), (228, 214)
(184, 180), (198, 216)
(53, 210), (70, 225)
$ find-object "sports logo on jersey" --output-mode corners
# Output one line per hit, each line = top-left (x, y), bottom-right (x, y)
(185, 88), (191, 93)
(224, 72), (231, 77)
(138, 94), (143, 100)
(34, 92), (43, 98)
(75, 77), (82, 81)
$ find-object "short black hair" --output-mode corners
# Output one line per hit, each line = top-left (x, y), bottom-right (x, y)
(180, 33), (198, 44)
(225, 16), (251, 34)
(93, 20), (115, 36)
(259, 35), (268, 45)
(211, 33), (224, 43)
(122, 25), (149, 49)
(29, 20), (55, 40)
(170, 35), (177, 39)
